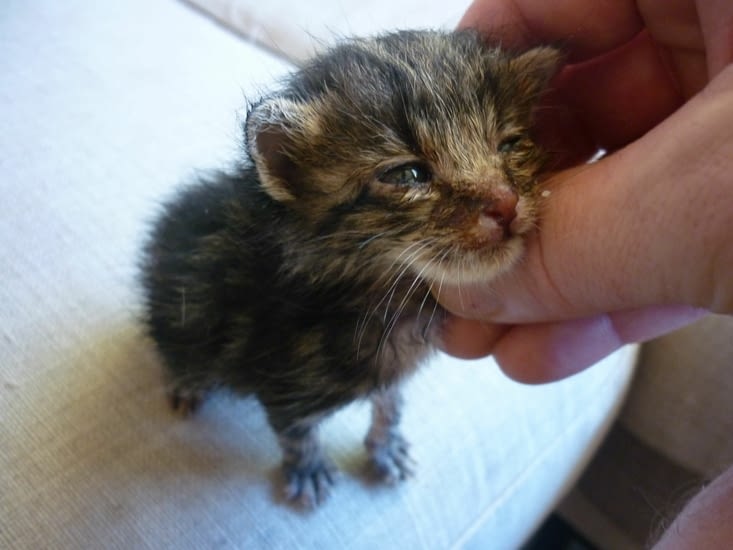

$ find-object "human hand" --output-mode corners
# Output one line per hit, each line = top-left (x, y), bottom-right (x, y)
(437, 0), (733, 382)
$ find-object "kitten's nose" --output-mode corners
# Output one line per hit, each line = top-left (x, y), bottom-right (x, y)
(482, 187), (518, 230)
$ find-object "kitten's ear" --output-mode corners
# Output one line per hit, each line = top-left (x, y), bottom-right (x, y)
(509, 46), (562, 103)
(245, 98), (319, 203)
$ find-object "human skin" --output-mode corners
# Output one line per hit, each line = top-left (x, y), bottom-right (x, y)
(653, 463), (733, 549)
(437, 0), (733, 383)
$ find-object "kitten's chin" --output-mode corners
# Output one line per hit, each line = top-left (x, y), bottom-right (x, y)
(416, 238), (525, 287)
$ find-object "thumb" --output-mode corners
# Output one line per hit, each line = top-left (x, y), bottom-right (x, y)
(437, 67), (733, 323)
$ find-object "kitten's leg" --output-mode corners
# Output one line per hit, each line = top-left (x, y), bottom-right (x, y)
(165, 368), (212, 417)
(269, 411), (338, 508)
(365, 385), (415, 483)
(167, 383), (208, 417)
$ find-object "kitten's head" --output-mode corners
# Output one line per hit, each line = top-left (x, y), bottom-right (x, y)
(246, 30), (559, 286)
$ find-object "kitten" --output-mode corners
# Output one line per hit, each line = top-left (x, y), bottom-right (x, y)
(141, 30), (558, 508)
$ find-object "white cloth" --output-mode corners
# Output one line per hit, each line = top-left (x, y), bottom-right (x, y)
(0, 0), (637, 548)
(183, 0), (471, 62)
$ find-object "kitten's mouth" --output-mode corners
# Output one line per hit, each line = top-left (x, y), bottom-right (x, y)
(460, 193), (535, 248)
(405, 234), (526, 288)
(464, 213), (513, 249)
(414, 202), (536, 286)
(382, 196), (536, 287)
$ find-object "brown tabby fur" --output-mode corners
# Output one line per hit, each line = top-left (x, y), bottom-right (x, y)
(141, 29), (559, 508)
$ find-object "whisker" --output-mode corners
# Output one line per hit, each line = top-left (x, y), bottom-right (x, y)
(380, 240), (436, 320)
(371, 239), (436, 320)
(378, 245), (439, 360)
(420, 247), (452, 339)
(457, 248), (467, 312)
(357, 230), (391, 250)
(305, 228), (400, 245)
(428, 266), (448, 336)
(354, 238), (437, 358)
(415, 245), (450, 321)
(379, 238), (436, 282)
(360, 239), (436, 357)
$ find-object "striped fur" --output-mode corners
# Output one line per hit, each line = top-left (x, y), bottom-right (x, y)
(141, 30), (558, 507)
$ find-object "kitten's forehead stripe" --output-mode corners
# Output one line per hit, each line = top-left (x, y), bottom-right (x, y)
(284, 30), (511, 162)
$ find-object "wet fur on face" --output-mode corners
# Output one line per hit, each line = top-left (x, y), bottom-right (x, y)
(141, 30), (559, 508)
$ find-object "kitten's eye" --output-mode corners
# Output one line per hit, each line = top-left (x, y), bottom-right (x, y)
(498, 135), (523, 154)
(378, 163), (432, 186)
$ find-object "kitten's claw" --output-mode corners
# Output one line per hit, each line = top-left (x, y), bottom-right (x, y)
(168, 387), (205, 417)
(283, 459), (339, 508)
(366, 432), (416, 483)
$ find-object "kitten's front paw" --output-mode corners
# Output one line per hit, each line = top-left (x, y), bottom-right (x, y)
(365, 431), (416, 484)
(283, 458), (339, 508)
(167, 386), (206, 417)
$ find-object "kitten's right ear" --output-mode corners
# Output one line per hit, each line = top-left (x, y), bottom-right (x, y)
(508, 46), (562, 105)
(245, 98), (319, 203)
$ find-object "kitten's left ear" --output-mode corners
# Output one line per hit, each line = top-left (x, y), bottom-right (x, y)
(245, 97), (321, 203)
(509, 46), (562, 103)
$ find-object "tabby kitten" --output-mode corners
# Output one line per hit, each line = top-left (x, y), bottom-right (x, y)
(141, 30), (558, 508)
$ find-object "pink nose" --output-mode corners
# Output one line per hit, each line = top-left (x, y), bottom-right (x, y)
(482, 186), (518, 230)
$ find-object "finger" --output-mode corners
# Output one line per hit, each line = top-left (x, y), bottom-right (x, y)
(553, 32), (683, 151)
(695, 0), (733, 77)
(637, 0), (707, 98)
(459, 0), (643, 61)
(493, 306), (706, 384)
(535, 32), (683, 166)
(459, 2), (687, 159)
(436, 316), (506, 359)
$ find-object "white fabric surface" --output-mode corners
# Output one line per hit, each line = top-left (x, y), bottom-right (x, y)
(184, 0), (471, 62)
(1, 0), (637, 548)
